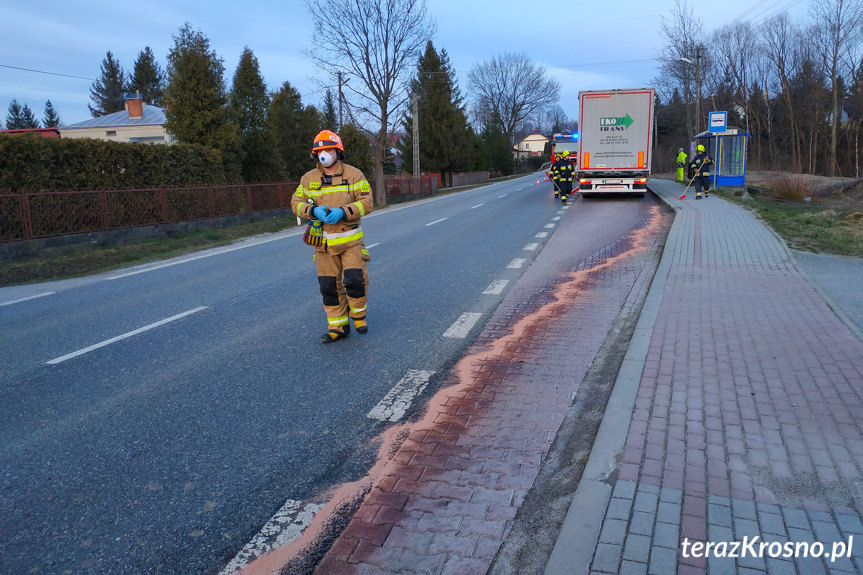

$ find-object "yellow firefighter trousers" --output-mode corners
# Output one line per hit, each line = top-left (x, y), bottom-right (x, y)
(314, 244), (369, 332)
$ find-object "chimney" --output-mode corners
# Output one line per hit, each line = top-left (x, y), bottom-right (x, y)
(124, 92), (143, 119)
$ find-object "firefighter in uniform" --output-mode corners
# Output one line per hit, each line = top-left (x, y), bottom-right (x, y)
(291, 130), (374, 343)
(689, 144), (713, 199)
(550, 150), (575, 204)
(676, 147), (688, 182)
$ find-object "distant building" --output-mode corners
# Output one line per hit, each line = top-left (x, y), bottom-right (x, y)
(513, 131), (549, 160)
(0, 127), (61, 138)
(60, 94), (172, 144)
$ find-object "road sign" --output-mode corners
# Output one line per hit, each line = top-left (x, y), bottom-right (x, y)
(709, 111), (727, 133)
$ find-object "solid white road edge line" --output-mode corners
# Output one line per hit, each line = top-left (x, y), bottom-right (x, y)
(367, 369), (436, 422)
(0, 292), (56, 306)
(46, 306), (208, 365)
(483, 279), (509, 295)
(219, 499), (324, 575)
(442, 312), (482, 339)
(107, 234), (294, 280)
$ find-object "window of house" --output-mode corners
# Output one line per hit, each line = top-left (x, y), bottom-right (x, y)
(106, 130), (117, 137)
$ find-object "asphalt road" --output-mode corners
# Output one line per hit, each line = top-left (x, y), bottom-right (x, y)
(0, 176), (655, 575)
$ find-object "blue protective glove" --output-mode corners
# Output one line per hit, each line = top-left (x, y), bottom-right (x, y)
(312, 205), (328, 221)
(323, 207), (344, 224)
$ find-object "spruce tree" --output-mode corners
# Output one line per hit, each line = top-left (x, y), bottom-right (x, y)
(43, 100), (62, 128)
(322, 89), (338, 132)
(127, 47), (165, 106)
(5, 99), (24, 129)
(89, 51), (126, 117)
(228, 47), (276, 182)
(399, 42), (475, 186)
(163, 23), (240, 179)
(339, 123), (373, 178)
(265, 81), (321, 180)
(20, 104), (39, 128)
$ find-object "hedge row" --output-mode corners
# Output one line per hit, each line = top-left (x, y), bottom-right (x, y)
(0, 135), (228, 193)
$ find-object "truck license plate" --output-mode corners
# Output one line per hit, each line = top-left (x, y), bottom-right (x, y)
(603, 179), (622, 184)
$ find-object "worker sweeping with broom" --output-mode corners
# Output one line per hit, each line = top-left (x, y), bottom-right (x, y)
(679, 144), (713, 200)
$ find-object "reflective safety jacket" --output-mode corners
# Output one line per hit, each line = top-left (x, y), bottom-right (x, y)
(689, 151), (713, 176)
(676, 151), (688, 168)
(550, 157), (574, 182)
(291, 163), (373, 253)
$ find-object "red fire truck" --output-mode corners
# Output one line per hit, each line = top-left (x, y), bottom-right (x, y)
(550, 132), (579, 164)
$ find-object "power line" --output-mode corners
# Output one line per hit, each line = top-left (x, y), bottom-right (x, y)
(0, 64), (95, 82)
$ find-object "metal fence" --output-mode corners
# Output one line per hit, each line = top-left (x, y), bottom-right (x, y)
(0, 176), (440, 243)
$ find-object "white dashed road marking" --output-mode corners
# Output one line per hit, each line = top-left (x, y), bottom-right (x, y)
(365, 242), (381, 249)
(544, 223), (556, 229)
(367, 370), (436, 422)
(46, 306), (208, 365)
(536, 232), (549, 238)
(425, 218), (447, 226)
(524, 243), (539, 251)
(470, 203), (485, 209)
(219, 499), (324, 575)
(483, 279), (509, 295)
(507, 258), (527, 269)
(443, 312), (482, 339)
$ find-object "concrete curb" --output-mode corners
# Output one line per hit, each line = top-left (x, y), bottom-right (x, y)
(544, 184), (681, 575)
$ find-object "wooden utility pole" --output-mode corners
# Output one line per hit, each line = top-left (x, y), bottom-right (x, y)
(412, 93), (420, 179)
(338, 72), (348, 130)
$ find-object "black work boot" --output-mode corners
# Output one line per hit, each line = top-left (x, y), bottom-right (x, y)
(321, 324), (350, 343)
(354, 318), (368, 334)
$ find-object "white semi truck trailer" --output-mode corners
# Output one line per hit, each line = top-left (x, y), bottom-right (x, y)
(576, 88), (655, 197)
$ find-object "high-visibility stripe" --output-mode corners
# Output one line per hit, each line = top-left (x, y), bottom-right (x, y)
(328, 316), (349, 326)
(584, 153), (590, 169)
(324, 228), (363, 245)
(638, 151), (645, 167)
(350, 305), (367, 314)
(352, 201), (365, 216)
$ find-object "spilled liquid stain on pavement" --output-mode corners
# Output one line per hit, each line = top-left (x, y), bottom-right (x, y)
(235, 205), (668, 575)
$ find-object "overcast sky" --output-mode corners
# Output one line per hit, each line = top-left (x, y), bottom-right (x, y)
(1, 0), (809, 128)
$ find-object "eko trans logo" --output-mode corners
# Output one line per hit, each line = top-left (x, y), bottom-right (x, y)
(599, 113), (634, 132)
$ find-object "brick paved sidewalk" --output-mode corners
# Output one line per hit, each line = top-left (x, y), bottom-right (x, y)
(313, 201), (670, 574)
(549, 181), (863, 575)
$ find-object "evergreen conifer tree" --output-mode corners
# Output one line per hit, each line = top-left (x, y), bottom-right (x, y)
(322, 89), (338, 132)
(127, 47), (165, 106)
(228, 47), (276, 182)
(398, 42), (475, 186)
(5, 99), (24, 129)
(89, 51), (126, 117)
(43, 100), (62, 128)
(266, 81), (321, 180)
(163, 23), (240, 179)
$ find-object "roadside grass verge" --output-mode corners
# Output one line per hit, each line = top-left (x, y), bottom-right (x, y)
(718, 176), (863, 257)
(0, 216), (300, 287)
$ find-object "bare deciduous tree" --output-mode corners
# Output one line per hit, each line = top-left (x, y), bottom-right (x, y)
(305, 0), (435, 205)
(761, 13), (805, 171)
(655, 0), (704, 141)
(467, 53), (560, 147)
(811, 0), (863, 175)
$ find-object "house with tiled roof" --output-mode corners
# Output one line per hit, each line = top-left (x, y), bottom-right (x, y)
(513, 131), (549, 160)
(60, 94), (172, 144)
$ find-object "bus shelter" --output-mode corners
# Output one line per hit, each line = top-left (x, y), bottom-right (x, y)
(694, 128), (750, 188)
